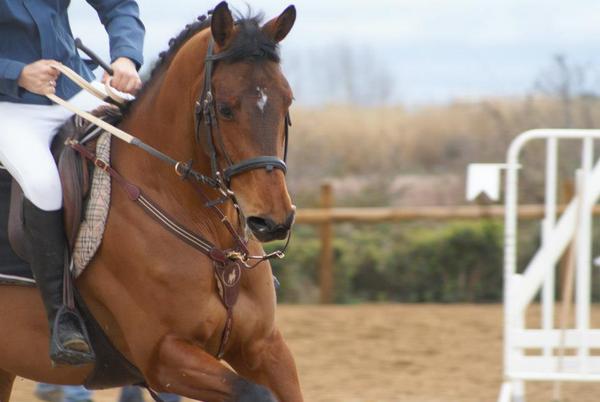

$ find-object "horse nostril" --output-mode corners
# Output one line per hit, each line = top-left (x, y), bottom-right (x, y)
(247, 216), (275, 234)
(247, 214), (294, 242)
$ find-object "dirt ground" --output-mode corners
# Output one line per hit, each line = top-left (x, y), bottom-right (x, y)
(8, 304), (600, 402)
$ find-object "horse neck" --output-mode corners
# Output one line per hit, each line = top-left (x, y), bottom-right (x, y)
(113, 31), (240, 245)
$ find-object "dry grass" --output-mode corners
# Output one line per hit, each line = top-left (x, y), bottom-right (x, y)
(287, 97), (600, 206)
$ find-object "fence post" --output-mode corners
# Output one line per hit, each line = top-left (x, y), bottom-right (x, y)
(319, 182), (334, 304)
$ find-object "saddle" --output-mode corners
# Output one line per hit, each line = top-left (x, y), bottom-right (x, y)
(0, 106), (146, 389)
(7, 106), (121, 261)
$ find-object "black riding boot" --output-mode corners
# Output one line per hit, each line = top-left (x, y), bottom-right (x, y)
(23, 198), (94, 365)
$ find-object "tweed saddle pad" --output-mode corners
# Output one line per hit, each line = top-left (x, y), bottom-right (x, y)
(72, 131), (112, 277)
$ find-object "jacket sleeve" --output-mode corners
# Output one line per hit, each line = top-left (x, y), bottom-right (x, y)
(0, 58), (25, 98)
(86, 0), (145, 69)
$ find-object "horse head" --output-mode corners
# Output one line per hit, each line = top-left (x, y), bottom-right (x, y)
(120, 2), (296, 244)
(201, 2), (297, 243)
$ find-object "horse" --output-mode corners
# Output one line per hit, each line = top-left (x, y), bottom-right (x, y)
(0, 2), (303, 401)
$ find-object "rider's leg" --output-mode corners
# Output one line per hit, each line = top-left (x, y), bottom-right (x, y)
(0, 100), (96, 365)
(22, 196), (95, 364)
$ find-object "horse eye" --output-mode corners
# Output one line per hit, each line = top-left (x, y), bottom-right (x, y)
(218, 104), (234, 120)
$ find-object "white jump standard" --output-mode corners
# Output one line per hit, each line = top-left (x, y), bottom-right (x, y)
(468, 129), (600, 402)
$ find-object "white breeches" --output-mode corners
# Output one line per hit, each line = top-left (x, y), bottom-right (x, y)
(0, 86), (105, 211)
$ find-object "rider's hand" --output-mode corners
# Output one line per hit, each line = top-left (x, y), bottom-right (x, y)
(103, 57), (142, 95)
(17, 60), (60, 95)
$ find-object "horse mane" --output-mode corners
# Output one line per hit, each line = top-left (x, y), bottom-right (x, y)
(126, 13), (210, 108)
(125, 10), (280, 114)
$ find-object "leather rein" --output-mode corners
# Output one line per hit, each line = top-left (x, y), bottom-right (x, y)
(53, 38), (292, 359)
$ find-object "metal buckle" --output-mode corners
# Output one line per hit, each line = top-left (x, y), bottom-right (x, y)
(225, 250), (246, 262)
(175, 161), (190, 178)
(175, 161), (184, 176)
(94, 158), (110, 172)
(64, 137), (79, 146)
(215, 171), (235, 198)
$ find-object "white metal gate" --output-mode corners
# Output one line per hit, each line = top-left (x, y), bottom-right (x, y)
(467, 129), (600, 402)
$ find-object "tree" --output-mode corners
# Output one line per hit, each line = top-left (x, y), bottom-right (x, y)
(534, 54), (600, 128)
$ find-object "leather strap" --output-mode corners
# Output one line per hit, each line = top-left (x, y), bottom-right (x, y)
(48, 66), (217, 188)
(50, 63), (125, 105)
(223, 156), (287, 183)
(70, 141), (240, 357)
(48, 92), (134, 143)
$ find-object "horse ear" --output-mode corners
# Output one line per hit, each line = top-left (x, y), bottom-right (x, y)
(262, 5), (296, 43)
(211, 1), (234, 47)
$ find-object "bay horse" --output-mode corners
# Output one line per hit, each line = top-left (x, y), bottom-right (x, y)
(0, 2), (303, 402)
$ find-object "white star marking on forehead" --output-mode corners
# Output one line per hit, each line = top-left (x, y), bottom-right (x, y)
(257, 86), (268, 112)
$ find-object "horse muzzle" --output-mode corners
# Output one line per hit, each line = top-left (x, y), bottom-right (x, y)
(247, 210), (295, 243)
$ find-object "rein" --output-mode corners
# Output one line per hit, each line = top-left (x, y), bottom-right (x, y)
(47, 64), (220, 189)
(47, 38), (292, 358)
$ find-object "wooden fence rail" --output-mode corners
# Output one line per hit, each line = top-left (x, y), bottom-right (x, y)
(296, 183), (600, 303)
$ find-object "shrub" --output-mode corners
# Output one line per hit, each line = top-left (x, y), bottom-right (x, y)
(267, 220), (506, 303)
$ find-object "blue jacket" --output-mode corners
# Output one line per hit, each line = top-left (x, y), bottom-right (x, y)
(0, 0), (144, 105)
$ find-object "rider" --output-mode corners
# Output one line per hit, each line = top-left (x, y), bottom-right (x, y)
(0, 1), (144, 365)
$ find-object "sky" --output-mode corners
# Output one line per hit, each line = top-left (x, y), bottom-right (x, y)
(68, 0), (600, 105)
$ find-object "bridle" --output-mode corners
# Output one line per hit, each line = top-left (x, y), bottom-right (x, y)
(171, 36), (293, 267)
(193, 38), (291, 192)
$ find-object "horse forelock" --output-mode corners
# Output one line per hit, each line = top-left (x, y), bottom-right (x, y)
(218, 16), (281, 64)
